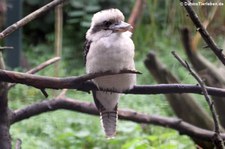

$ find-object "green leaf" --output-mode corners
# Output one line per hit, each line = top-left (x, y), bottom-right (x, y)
(84, 6), (100, 12)
(81, 21), (91, 28)
(68, 11), (85, 17)
(70, 1), (84, 8)
(74, 130), (90, 138)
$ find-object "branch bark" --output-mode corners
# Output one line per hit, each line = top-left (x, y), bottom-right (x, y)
(180, 0), (225, 66)
(0, 69), (225, 97)
(0, 52), (11, 148)
(0, 69), (139, 89)
(9, 97), (225, 142)
(128, 0), (145, 31)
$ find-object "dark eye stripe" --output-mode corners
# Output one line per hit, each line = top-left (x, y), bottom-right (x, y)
(103, 21), (112, 27)
(91, 19), (117, 34)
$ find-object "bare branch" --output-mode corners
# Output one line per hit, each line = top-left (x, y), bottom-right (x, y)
(192, 0), (219, 49)
(9, 97), (225, 141)
(0, 0), (67, 40)
(26, 57), (61, 74)
(0, 46), (13, 50)
(128, 0), (145, 31)
(0, 51), (11, 148)
(79, 81), (225, 97)
(180, 0), (225, 66)
(144, 51), (215, 148)
(1, 68), (225, 97)
(0, 69), (139, 89)
(57, 89), (68, 98)
(181, 27), (225, 128)
(172, 51), (224, 149)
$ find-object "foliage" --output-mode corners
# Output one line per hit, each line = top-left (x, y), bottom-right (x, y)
(7, 0), (225, 148)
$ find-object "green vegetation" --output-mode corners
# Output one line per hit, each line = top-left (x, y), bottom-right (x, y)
(7, 0), (225, 148)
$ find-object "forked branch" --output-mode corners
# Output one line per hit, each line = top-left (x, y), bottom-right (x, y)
(172, 51), (224, 149)
(180, 0), (225, 66)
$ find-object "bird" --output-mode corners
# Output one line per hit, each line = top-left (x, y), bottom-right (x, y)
(84, 8), (136, 138)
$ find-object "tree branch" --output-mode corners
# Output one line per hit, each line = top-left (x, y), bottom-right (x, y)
(172, 51), (224, 148)
(0, 69), (139, 89)
(10, 97), (225, 141)
(128, 0), (145, 31)
(181, 27), (225, 129)
(1, 69), (225, 97)
(0, 51), (11, 148)
(0, 0), (67, 40)
(27, 57), (61, 74)
(180, 0), (225, 66)
(0, 46), (13, 50)
(144, 51), (215, 148)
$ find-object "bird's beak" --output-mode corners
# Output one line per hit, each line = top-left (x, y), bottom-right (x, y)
(109, 21), (133, 32)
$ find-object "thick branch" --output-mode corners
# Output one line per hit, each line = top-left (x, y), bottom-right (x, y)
(180, 0), (225, 66)
(0, 69), (225, 97)
(0, 52), (11, 148)
(10, 97), (225, 141)
(0, 69), (139, 89)
(0, 0), (67, 39)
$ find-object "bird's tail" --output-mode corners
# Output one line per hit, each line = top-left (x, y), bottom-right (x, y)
(92, 91), (119, 139)
(100, 107), (118, 139)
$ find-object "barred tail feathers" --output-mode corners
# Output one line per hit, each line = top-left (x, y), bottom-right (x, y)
(100, 108), (118, 139)
(93, 91), (119, 139)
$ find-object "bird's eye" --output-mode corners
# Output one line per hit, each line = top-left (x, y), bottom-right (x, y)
(103, 21), (112, 27)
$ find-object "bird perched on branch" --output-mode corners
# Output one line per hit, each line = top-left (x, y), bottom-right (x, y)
(84, 8), (136, 138)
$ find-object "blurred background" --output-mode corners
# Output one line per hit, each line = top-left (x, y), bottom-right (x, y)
(1, 0), (225, 148)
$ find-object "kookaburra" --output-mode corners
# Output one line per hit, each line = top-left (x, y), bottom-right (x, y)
(84, 9), (136, 138)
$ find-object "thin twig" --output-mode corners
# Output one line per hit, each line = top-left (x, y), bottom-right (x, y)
(8, 57), (61, 89)
(172, 51), (224, 148)
(180, 0), (225, 66)
(0, 0), (66, 40)
(57, 89), (68, 98)
(26, 57), (61, 74)
(0, 46), (13, 50)
(40, 89), (48, 98)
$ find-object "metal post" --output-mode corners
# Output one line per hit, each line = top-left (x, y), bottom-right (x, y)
(5, 0), (22, 68)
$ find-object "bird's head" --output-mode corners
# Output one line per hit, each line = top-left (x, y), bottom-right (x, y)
(86, 9), (132, 40)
